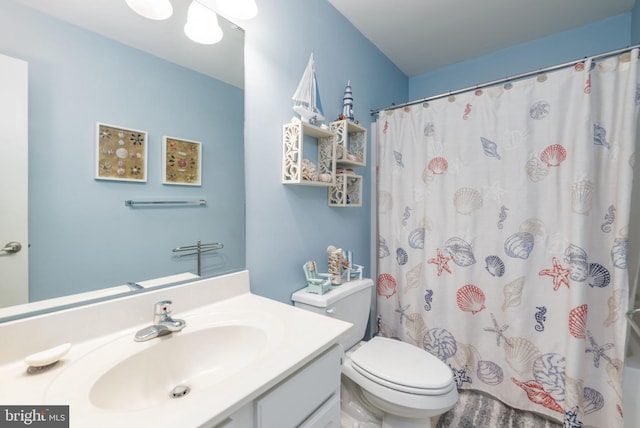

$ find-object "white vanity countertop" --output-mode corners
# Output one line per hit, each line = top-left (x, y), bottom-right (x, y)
(0, 271), (352, 427)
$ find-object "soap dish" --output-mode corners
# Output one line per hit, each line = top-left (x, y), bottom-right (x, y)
(24, 343), (71, 374)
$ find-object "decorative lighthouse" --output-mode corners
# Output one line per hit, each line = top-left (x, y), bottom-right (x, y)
(341, 80), (354, 122)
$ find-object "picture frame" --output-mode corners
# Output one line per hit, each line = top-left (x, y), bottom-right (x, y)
(95, 122), (148, 182)
(162, 136), (202, 186)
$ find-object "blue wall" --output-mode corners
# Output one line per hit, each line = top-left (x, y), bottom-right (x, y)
(243, 0), (407, 303)
(409, 13), (632, 100)
(0, 1), (245, 301)
(6, 0), (636, 307)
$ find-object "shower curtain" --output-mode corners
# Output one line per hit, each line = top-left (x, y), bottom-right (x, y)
(376, 50), (639, 428)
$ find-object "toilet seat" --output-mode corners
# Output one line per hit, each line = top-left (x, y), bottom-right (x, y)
(350, 336), (454, 395)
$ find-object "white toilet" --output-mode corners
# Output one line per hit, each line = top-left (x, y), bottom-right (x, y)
(292, 278), (458, 428)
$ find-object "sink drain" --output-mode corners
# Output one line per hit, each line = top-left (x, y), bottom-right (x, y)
(170, 385), (191, 398)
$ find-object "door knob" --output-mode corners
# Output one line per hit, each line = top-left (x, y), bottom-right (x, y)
(1, 241), (22, 254)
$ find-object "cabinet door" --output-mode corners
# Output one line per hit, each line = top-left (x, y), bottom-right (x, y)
(298, 393), (340, 428)
(255, 345), (341, 428)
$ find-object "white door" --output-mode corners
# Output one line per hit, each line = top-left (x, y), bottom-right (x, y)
(0, 53), (28, 308)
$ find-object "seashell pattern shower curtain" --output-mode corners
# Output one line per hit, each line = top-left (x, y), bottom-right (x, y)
(376, 50), (640, 428)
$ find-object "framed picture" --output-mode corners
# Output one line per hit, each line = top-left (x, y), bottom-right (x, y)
(95, 122), (147, 182)
(162, 136), (202, 186)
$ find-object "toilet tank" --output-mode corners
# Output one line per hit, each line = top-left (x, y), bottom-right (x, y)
(292, 278), (373, 350)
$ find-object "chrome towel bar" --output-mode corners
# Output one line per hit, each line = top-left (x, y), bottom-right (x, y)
(172, 241), (224, 276)
(125, 199), (206, 207)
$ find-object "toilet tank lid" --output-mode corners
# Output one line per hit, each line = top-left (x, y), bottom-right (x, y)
(291, 278), (374, 307)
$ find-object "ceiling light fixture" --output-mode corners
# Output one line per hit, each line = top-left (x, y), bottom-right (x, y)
(125, 0), (173, 20)
(184, 1), (223, 45)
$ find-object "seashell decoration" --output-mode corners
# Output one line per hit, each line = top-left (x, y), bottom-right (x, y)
(444, 237), (476, 267)
(393, 151), (405, 167)
(456, 284), (486, 314)
(593, 123), (610, 149)
(519, 218), (546, 239)
(378, 235), (390, 258)
(583, 387), (605, 415)
(451, 342), (481, 371)
(587, 263), (611, 288)
(617, 225), (629, 240)
(502, 276), (526, 310)
(485, 255), (506, 277)
(377, 273), (397, 299)
(477, 360), (504, 385)
(564, 243), (589, 282)
(422, 166), (435, 186)
(396, 248), (408, 266)
(408, 228), (425, 249)
(301, 158), (319, 181)
(511, 378), (564, 414)
(571, 180), (594, 215)
(504, 232), (535, 259)
(480, 137), (501, 160)
(540, 144), (567, 167)
(504, 337), (542, 376)
(427, 157), (448, 175)
(568, 304), (588, 339)
(565, 243), (588, 264)
(453, 187), (483, 215)
(532, 353), (566, 402)
(404, 313), (429, 347)
(524, 154), (550, 182)
(404, 263), (423, 291)
(419, 216), (432, 236)
(424, 122), (435, 137)
(318, 173), (332, 183)
(611, 237), (628, 269)
(529, 101), (551, 120)
(604, 289), (623, 328)
(423, 328), (457, 360)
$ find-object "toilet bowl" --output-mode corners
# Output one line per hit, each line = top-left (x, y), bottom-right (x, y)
(292, 279), (458, 427)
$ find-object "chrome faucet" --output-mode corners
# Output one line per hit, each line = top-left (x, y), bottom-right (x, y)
(134, 300), (186, 342)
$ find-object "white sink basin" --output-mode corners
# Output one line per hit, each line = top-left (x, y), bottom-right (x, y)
(90, 324), (268, 411)
(44, 311), (284, 413)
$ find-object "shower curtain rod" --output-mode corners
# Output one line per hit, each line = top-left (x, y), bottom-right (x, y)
(370, 44), (640, 116)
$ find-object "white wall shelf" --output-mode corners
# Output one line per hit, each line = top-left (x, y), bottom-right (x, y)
(328, 119), (366, 207)
(282, 121), (336, 186)
(328, 173), (363, 207)
(329, 119), (366, 166)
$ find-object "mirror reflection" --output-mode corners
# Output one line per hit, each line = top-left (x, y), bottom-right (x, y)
(0, 0), (246, 317)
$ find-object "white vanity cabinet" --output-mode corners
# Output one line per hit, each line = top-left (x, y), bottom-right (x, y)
(213, 344), (342, 428)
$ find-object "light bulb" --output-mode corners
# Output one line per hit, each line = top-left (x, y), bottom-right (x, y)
(125, 0), (173, 20)
(184, 1), (223, 45)
(215, 0), (257, 20)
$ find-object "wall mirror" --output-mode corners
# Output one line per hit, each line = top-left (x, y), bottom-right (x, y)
(0, 0), (245, 320)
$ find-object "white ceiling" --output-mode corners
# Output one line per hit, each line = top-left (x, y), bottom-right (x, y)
(329, 0), (635, 77)
(10, 0), (636, 86)
(10, 0), (245, 88)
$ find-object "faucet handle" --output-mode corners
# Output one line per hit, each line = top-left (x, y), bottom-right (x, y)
(155, 300), (173, 316)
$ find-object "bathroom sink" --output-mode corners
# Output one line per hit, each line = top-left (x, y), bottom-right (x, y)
(44, 311), (283, 412)
(90, 324), (268, 411)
